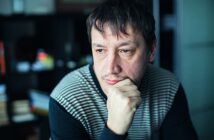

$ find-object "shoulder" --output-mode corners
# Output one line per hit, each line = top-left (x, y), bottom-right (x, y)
(50, 65), (94, 103)
(143, 64), (181, 112)
(147, 64), (179, 83)
(139, 65), (182, 127)
(145, 64), (180, 91)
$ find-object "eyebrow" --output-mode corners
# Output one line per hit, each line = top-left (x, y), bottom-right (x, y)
(118, 40), (138, 47)
(92, 40), (138, 48)
(92, 43), (104, 48)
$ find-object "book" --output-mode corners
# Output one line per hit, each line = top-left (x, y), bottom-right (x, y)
(0, 84), (9, 126)
(0, 41), (6, 76)
(12, 99), (37, 123)
(12, 113), (36, 123)
(29, 89), (50, 116)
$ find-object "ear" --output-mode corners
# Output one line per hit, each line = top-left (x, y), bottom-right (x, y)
(149, 41), (157, 63)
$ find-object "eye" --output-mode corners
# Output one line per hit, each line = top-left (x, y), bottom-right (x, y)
(119, 49), (133, 55)
(95, 49), (105, 54)
(119, 48), (135, 57)
(120, 49), (131, 53)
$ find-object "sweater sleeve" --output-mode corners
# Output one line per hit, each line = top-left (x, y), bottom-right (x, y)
(49, 97), (127, 140)
(160, 84), (198, 140)
(100, 124), (128, 140)
(49, 97), (91, 140)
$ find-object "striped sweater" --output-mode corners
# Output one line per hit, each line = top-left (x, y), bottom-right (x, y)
(49, 64), (197, 140)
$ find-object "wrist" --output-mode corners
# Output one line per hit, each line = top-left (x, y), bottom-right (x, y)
(107, 120), (128, 135)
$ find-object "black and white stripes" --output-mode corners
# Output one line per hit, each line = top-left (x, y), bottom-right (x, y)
(51, 64), (179, 140)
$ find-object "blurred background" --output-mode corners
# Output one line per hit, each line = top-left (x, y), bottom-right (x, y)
(0, 0), (213, 140)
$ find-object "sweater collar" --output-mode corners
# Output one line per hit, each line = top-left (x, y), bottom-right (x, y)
(89, 64), (107, 100)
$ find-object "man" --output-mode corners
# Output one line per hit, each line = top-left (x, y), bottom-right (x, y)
(49, 0), (198, 139)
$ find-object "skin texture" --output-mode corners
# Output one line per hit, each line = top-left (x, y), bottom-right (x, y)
(91, 24), (156, 134)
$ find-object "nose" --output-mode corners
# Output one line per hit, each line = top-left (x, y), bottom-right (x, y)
(106, 52), (121, 74)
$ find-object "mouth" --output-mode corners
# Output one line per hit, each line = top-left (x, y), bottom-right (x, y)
(106, 79), (121, 85)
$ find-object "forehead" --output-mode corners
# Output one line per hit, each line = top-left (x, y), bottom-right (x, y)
(91, 24), (139, 41)
(91, 25), (147, 50)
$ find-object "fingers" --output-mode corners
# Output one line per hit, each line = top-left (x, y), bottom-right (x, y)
(114, 79), (133, 87)
(108, 85), (140, 98)
(119, 84), (138, 92)
(113, 79), (140, 97)
(129, 96), (142, 109)
(107, 78), (142, 111)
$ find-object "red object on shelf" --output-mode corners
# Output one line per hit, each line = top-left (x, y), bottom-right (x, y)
(0, 41), (6, 76)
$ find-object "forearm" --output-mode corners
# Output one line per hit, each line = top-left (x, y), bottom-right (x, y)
(49, 98), (91, 140)
(49, 98), (127, 140)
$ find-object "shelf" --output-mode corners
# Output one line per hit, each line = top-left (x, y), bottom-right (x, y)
(0, 5), (90, 139)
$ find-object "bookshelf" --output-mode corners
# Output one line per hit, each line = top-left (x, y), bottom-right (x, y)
(0, 0), (98, 139)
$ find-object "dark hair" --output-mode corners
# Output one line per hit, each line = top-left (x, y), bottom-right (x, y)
(86, 0), (156, 50)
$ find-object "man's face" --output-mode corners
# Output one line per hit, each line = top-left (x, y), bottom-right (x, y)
(91, 25), (150, 95)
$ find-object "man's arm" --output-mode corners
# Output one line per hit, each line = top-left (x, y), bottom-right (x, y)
(49, 97), (127, 140)
(49, 98), (91, 140)
(160, 85), (198, 140)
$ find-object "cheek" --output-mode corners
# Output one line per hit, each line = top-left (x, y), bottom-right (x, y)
(123, 55), (147, 82)
(94, 56), (104, 68)
(93, 55), (106, 77)
(124, 64), (142, 79)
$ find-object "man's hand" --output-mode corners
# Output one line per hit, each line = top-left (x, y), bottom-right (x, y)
(106, 79), (142, 135)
